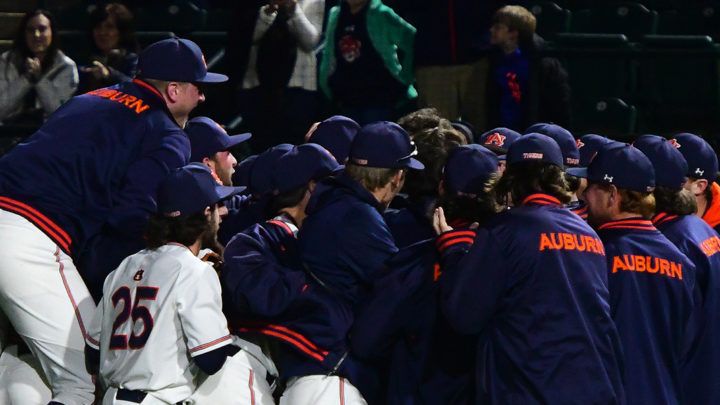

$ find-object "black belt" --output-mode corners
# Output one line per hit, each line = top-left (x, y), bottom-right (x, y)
(116, 388), (183, 404)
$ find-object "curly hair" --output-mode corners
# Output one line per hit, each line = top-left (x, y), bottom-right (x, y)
(145, 206), (220, 253)
(492, 161), (572, 206)
(589, 181), (656, 219)
(403, 126), (467, 199)
(653, 186), (697, 216)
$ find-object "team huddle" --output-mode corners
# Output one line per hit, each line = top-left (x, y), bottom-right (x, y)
(0, 36), (718, 405)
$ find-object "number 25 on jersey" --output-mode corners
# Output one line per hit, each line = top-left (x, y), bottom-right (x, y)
(110, 286), (158, 350)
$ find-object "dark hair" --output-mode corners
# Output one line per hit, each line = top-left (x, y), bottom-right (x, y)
(565, 172), (582, 193)
(397, 107), (444, 136)
(12, 9), (59, 74)
(493, 161), (572, 206)
(267, 184), (308, 219)
(434, 172), (501, 225)
(89, 3), (138, 54)
(403, 126), (467, 199)
(145, 206), (216, 249)
(654, 186), (697, 216)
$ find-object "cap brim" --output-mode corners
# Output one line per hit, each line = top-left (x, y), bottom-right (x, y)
(566, 167), (588, 178)
(483, 144), (508, 155)
(406, 158), (425, 170)
(498, 154), (507, 160)
(195, 72), (229, 83)
(225, 132), (252, 148)
(215, 184), (245, 202)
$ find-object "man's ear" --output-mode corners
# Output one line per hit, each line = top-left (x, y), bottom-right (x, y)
(202, 156), (214, 169)
(696, 178), (709, 194)
(165, 82), (181, 104)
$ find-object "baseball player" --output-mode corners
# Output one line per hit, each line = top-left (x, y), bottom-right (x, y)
(434, 134), (624, 404)
(296, 122), (424, 404)
(568, 143), (696, 404)
(476, 127), (521, 173)
(222, 144), (341, 401)
(85, 163), (248, 404)
(186, 116), (251, 187)
(304, 115), (360, 164)
(0, 37), (225, 405)
(671, 132), (720, 233)
(634, 135), (720, 404)
(352, 144), (500, 405)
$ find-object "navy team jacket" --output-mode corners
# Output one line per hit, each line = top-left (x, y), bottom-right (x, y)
(224, 213), (377, 399)
(384, 194), (436, 248)
(597, 217), (696, 405)
(439, 193), (625, 405)
(351, 237), (475, 405)
(299, 173), (398, 308)
(0, 79), (189, 299)
(653, 212), (720, 404)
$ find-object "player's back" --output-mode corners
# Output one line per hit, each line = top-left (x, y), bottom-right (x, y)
(96, 244), (229, 403)
(597, 218), (696, 405)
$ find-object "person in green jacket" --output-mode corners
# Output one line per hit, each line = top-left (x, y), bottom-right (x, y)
(319, 0), (416, 125)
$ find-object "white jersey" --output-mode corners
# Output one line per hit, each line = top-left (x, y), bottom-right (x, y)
(86, 243), (232, 404)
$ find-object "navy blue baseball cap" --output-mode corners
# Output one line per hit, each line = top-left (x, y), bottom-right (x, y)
(232, 154), (257, 189)
(443, 144), (498, 195)
(577, 134), (612, 167)
(671, 132), (718, 182)
(526, 123), (579, 166)
(186, 117), (251, 162)
(306, 115), (360, 164)
(158, 163), (244, 219)
(349, 121), (424, 170)
(450, 120), (474, 144)
(567, 143), (655, 192)
(249, 143), (294, 196)
(136, 38), (228, 83)
(477, 127), (522, 155)
(507, 133), (564, 167)
(272, 144), (341, 194)
(633, 134), (688, 190)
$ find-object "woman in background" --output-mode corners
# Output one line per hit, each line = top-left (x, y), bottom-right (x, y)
(78, 3), (138, 93)
(0, 9), (78, 127)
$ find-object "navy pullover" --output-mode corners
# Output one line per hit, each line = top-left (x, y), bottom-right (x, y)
(439, 194), (625, 405)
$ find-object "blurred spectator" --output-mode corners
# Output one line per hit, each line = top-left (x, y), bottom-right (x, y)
(233, 0), (325, 152)
(486, 5), (570, 131)
(77, 3), (139, 93)
(319, 0), (416, 125)
(0, 9), (78, 128)
(406, 0), (501, 131)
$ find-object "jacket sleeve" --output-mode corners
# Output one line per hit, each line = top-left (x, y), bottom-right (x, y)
(338, 205), (398, 284)
(288, 0), (323, 52)
(439, 227), (507, 334)
(223, 228), (307, 317)
(318, 5), (339, 98)
(35, 54), (79, 118)
(386, 9), (416, 87)
(0, 53), (33, 120)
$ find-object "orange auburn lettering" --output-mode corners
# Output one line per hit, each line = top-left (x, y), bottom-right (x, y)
(611, 255), (682, 279)
(88, 89), (150, 114)
(700, 235), (720, 257)
(539, 233), (604, 255)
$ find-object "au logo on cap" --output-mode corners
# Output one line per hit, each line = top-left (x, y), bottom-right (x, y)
(603, 174), (614, 182)
(669, 139), (681, 148)
(576, 139), (585, 149)
(696, 168), (705, 176)
(485, 133), (506, 147)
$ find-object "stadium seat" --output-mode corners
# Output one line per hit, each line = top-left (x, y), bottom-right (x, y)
(549, 33), (636, 107)
(570, 2), (658, 40)
(657, 3), (720, 41)
(520, 0), (571, 39)
(635, 35), (720, 133)
(573, 97), (637, 141)
(204, 7), (232, 31)
(133, 1), (207, 35)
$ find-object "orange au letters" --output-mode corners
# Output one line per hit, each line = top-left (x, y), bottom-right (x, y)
(699, 235), (720, 257)
(611, 255), (683, 279)
(539, 233), (605, 255)
(88, 89), (151, 114)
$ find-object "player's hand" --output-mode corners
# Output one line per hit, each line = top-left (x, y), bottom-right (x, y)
(433, 207), (452, 235)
